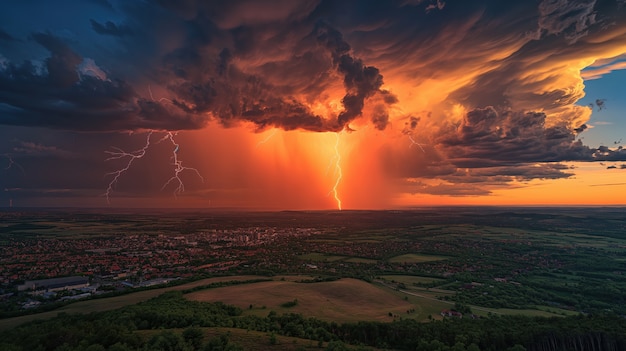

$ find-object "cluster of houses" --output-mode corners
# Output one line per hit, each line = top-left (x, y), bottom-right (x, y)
(440, 309), (463, 318)
(440, 309), (481, 319)
(1, 226), (320, 309)
(1, 226), (319, 287)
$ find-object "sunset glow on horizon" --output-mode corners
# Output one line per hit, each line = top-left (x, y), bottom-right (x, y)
(1, 0), (626, 209)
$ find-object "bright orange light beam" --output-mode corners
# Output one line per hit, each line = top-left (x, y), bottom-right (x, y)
(332, 133), (343, 210)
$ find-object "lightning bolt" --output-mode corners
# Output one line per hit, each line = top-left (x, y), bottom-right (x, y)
(158, 132), (204, 197)
(255, 129), (277, 148)
(408, 135), (426, 153)
(104, 131), (153, 203)
(148, 85), (173, 104)
(3, 154), (25, 173)
(103, 131), (203, 203)
(331, 133), (343, 211)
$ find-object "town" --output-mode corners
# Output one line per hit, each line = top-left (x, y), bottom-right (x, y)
(0, 215), (320, 311)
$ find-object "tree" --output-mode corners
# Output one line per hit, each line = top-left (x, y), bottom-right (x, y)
(183, 327), (204, 350)
(109, 343), (134, 351)
(85, 345), (106, 351)
(325, 340), (349, 351)
(146, 330), (192, 351)
(269, 332), (278, 345)
(453, 302), (472, 315)
(451, 342), (466, 351)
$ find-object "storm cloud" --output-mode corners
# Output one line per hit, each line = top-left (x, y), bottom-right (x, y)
(0, 1), (398, 132)
(1, 0), (626, 206)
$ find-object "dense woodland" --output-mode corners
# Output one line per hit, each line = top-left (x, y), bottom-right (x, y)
(2, 291), (626, 351)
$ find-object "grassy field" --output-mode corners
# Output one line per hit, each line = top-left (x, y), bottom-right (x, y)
(388, 253), (449, 263)
(186, 278), (414, 323)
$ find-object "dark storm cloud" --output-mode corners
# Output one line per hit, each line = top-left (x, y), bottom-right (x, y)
(537, 0), (597, 44)
(0, 50), (200, 131)
(593, 145), (626, 161)
(90, 19), (134, 37)
(0, 30), (211, 131)
(381, 107), (583, 184)
(0, 0), (399, 132)
(402, 162), (575, 195)
(385, 102), (625, 188)
(151, 15), (396, 132)
(393, 163), (575, 198)
(436, 106), (626, 168)
(31, 32), (82, 88)
(314, 21), (394, 128)
(452, 163), (574, 182)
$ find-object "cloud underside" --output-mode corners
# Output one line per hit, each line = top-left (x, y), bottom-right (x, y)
(1, 0), (626, 196)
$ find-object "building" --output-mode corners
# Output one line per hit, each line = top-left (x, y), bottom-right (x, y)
(18, 276), (89, 292)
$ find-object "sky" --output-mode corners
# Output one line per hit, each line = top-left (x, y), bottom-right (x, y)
(1, 0), (626, 210)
